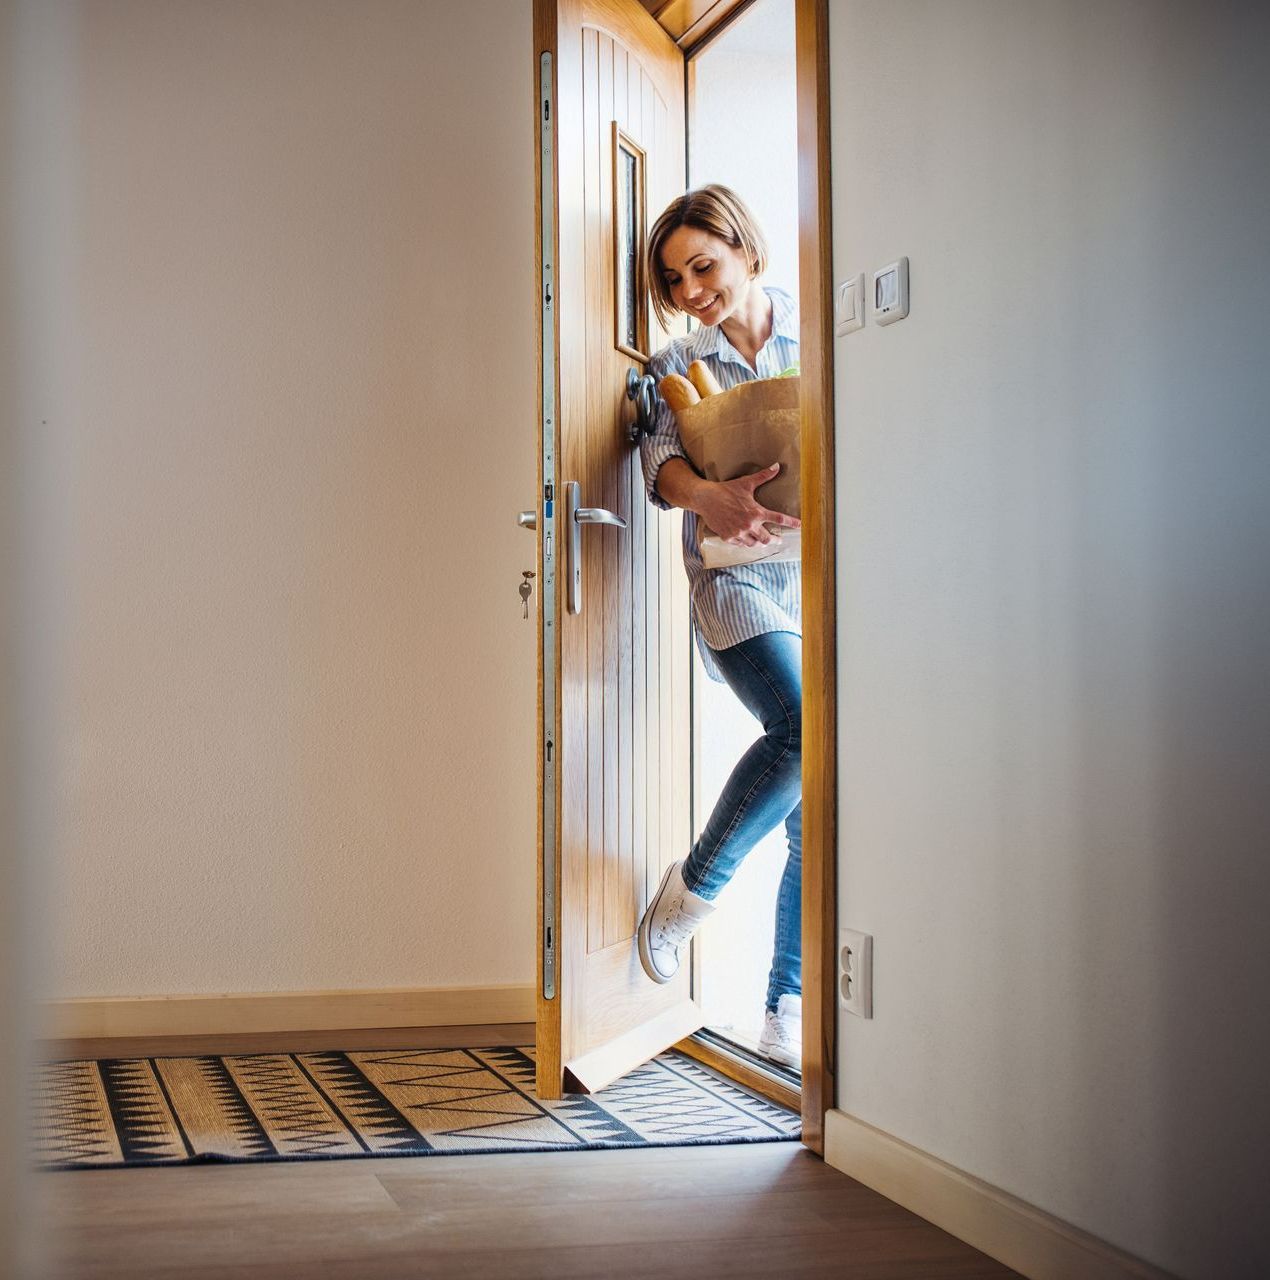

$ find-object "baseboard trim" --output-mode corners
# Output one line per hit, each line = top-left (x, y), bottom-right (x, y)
(38, 984), (537, 1041)
(824, 1109), (1179, 1280)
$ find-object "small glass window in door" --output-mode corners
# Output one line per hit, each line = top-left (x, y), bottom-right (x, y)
(613, 124), (648, 362)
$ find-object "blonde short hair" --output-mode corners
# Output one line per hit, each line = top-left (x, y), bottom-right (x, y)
(646, 184), (769, 331)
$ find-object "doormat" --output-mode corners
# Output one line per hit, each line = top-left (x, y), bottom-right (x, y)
(32, 1045), (799, 1170)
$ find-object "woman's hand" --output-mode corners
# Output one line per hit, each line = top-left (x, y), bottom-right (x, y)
(695, 463), (801, 546)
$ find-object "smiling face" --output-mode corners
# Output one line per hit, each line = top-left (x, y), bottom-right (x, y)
(658, 225), (756, 326)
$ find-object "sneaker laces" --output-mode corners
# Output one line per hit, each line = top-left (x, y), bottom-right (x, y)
(765, 1011), (798, 1050)
(653, 904), (697, 948)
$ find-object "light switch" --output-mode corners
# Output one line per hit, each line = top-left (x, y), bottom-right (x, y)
(834, 273), (865, 336)
(872, 257), (909, 325)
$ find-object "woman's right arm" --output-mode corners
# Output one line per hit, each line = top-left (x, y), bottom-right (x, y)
(638, 351), (694, 513)
(639, 352), (798, 548)
(665, 458), (798, 546)
(652, 456), (710, 510)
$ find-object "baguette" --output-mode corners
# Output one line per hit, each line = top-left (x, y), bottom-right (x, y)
(659, 372), (701, 412)
(686, 360), (723, 398)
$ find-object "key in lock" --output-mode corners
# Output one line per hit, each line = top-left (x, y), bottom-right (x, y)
(519, 571), (536, 619)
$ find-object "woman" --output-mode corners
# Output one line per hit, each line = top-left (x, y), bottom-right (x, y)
(634, 184), (803, 1069)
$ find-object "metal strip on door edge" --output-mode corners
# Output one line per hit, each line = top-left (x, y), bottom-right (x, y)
(539, 50), (557, 1001)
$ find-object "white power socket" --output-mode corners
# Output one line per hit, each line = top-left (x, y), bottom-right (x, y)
(839, 929), (873, 1018)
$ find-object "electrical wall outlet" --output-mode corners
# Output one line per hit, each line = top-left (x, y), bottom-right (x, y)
(839, 929), (873, 1018)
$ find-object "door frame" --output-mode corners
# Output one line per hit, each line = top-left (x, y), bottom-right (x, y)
(670, 0), (837, 1159)
(533, 0), (837, 1153)
(792, 0), (838, 1159)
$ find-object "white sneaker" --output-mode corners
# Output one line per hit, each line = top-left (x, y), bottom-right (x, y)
(757, 994), (802, 1069)
(637, 860), (717, 983)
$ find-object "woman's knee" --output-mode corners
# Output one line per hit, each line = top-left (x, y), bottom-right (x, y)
(784, 802), (803, 854)
(765, 700), (801, 752)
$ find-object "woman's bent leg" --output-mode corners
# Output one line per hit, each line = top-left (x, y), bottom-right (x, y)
(681, 630), (802, 901)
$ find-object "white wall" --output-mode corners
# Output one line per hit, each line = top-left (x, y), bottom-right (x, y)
(3, 0), (31, 1266)
(7, 1), (70, 1271)
(831, 2), (1270, 1276)
(18, 0), (538, 1006)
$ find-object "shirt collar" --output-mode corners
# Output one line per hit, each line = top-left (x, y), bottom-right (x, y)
(768, 287), (800, 341)
(689, 285), (798, 364)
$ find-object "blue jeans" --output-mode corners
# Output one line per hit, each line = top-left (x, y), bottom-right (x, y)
(681, 630), (802, 1014)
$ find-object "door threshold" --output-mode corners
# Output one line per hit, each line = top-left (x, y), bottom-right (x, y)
(674, 1026), (801, 1115)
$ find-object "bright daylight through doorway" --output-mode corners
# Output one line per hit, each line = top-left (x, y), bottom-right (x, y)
(687, 0), (802, 1084)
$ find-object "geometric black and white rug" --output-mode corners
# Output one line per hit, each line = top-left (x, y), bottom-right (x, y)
(31, 1045), (799, 1170)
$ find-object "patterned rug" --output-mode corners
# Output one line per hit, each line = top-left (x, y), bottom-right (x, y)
(32, 1045), (799, 1170)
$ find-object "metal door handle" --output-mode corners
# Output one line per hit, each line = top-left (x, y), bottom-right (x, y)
(575, 506), (626, 528)
(565, 480), (626, 615)
(518, 509), (537, 529)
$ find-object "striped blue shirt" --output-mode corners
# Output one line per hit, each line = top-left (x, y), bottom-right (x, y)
(640, 285), (802, 684)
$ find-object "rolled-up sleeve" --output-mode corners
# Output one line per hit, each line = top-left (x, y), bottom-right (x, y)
(639, 350), (692, 512)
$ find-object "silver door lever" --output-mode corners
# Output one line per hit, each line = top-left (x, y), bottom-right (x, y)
(575, 506), (626, 528)
(565, 480), (626, 615)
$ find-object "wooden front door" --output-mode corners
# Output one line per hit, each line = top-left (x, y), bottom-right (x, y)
(533, 0), (696, 1099)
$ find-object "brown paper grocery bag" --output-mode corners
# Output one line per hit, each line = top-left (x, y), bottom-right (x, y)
(674, 374), (801, 570)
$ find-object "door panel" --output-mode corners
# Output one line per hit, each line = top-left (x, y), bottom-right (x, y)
(535, 0), (692, 1098)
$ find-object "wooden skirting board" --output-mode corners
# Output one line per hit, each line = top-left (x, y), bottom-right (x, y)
(824, 1110), (1182, 1280)
(37, 984), (537, 1043)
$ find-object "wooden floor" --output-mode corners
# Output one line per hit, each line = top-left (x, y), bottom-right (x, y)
(31, 1025), (1020, 1280)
